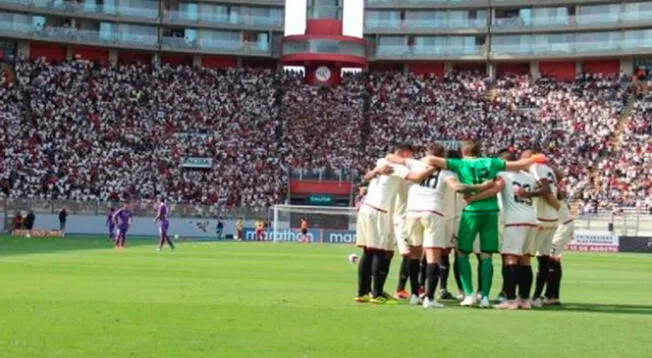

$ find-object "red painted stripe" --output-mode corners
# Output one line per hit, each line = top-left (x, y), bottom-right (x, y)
(505, 223), (538, 228)
(407, 209), (445, 217)
(362, 203), (388, 214)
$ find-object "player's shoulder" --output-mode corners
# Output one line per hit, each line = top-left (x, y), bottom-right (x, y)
(376, 158), (388, 166)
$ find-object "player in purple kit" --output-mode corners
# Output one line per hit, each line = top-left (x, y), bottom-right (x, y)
(112, 202), (133, 249)
(154, 197), (175, 251)
(106, 207), (116, 242)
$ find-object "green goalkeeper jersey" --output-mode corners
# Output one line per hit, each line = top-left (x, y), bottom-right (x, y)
(446, 157), (506, 212)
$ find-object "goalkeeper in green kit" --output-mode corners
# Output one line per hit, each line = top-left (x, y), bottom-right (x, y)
(387, 141), (547, 308)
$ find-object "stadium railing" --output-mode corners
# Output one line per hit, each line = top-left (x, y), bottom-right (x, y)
(0, 199), (269, 220)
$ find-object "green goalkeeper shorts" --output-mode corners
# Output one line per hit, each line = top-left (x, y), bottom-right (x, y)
(457, 211), (499, 254)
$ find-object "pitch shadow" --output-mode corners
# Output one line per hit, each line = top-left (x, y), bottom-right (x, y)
(541, 302), (652, 316)
(0, 235), (157, 257)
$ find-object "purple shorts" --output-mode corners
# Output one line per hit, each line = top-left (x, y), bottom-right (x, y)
(159, 220), (169, 235)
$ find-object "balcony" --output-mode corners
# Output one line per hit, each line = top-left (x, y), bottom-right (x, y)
(366, 0), (489, 7)
(161, 37), (271, 55)
(165, 10), (283, 29)
(0, 20), (158, 49)
(492, 10), (652, 32)
(0, 0), (159, 21)
(365, 18), (487, 32)
(491, 39), (652, 58)
(374, 44), (485, 59)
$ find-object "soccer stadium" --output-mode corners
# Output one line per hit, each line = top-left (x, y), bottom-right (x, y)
(0, 0), (651, 356)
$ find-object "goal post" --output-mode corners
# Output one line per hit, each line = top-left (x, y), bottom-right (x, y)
(271, 204), (358, 243)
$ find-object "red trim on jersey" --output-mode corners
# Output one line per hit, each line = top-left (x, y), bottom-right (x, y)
(407, 209), (445, 217)
(562, 219), (574, 225)
(505, 223), (538, 228)
(362, 203), (388, 214)
(538, 218), (559, 222)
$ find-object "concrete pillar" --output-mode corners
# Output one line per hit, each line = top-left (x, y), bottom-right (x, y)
(486, 62), (495, 80)
(576, 61), (582, 75)
(236, 57), (243, 67)
(620, 58), (634, 76)
(444, 61), (453, 73)
(16, 41), (30, 59)
(530, 61), (541, 80)
(193, 55), (201, 67)
(152, 53), (161, 66)
(66, 46), (73, 60)
(403, 63), (408, 74)
(108, 49), (118, 67)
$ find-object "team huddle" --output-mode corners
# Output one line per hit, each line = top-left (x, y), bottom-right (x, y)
(355, 141), (575, 309)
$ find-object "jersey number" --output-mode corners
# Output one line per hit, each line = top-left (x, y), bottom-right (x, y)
(513, 181), (533, 206)
(470, 167), (490, 184)
(420, 170), (441, 189)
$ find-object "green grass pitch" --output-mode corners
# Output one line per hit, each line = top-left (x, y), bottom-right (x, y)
(0, 235), (651, 358)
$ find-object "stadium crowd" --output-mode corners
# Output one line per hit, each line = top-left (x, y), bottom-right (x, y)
(0, 57), (649, 212)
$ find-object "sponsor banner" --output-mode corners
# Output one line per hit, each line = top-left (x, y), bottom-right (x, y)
(567, 230), (619, 252)
(438, 140), (461, 150)
(242, 228), (321, 242)
(181, 157), (213, 169)
(618, 236), (652, 253)
(174, 132), (209, 140)
(12, 229), (63, 238)
(308, 194), (334, 205)
(323, 230), (356, 244)
(241, 228), (357, 244)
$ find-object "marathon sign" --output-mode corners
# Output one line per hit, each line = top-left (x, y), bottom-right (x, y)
(242, 228), (321, 242)
(567, 230), (619, 252)
(241, 228), (356, 244)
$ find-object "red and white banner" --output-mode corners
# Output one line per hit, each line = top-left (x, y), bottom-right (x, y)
(567, 230), (619, 252)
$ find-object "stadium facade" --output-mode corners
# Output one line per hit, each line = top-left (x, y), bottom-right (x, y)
(0, 0), (651, 80)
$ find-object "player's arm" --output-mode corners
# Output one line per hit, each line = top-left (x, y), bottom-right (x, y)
(362, 164), (394, 182)
(504, 154), (548, 171)
(154, 209), (161, 223)
(516, 182), (550, 199)
(444, 177), (490, 194)
(385, 154), (449, 169)
(464, 177), (505, 204)
(405, 165), (436, 183)
(534, 178), (561, 210)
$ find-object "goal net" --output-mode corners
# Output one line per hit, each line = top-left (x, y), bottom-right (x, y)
(271, 204), (358, 243)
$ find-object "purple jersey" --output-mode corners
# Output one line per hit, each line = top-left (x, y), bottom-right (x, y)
(113, 208), (132, 230)
(157, 203), (169, 222)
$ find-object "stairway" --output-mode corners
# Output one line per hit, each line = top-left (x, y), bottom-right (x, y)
(587, 90), (636, 190)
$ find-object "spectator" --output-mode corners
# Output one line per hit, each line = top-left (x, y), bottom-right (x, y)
(58, 208), (67, 232)
(13, 211), (24, 230)
(25, 210), (35, 230)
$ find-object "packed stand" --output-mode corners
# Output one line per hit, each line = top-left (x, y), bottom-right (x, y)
(0, 58), (286, 208)
(594, 91), (652, 211)
(0, 58), (647, 210)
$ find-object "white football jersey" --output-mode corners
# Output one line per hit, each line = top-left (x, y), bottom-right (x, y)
(405, 161), (456, 216)
(363, 159), (411, 212)
(394, 181), (409, 219)
(529, 163), (559, 221)
(558, 200), (572, 223)
(497, 171), (537, 225)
